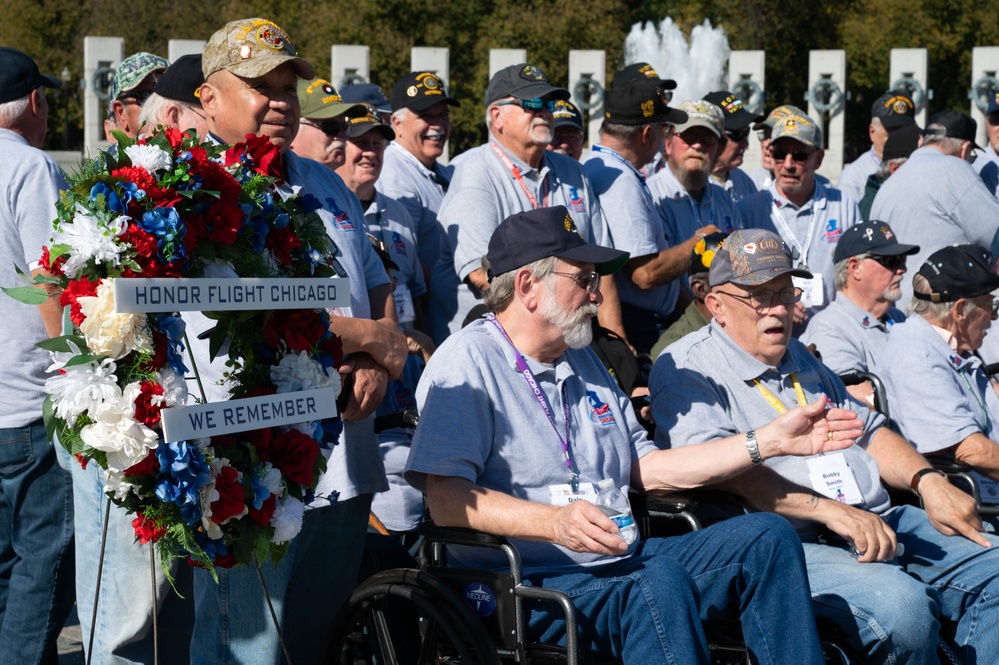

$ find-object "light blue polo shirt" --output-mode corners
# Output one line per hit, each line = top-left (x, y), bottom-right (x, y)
(800, 296), (905, 374)
(838, 147), (880, 204)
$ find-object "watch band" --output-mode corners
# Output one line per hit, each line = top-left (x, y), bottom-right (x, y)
(910, 467), (946, 496)
(745, 430), (763, 466)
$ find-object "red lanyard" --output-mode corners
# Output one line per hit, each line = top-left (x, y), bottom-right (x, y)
(490, 142), (549, 209)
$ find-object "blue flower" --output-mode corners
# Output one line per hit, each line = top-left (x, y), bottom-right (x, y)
(154, 440), (211, 526)
(153, 314), (189, 375)
(193, 530), (228, 558)
(249, 470), (272, 510)
(139, 207), (187, 264)
(91, 181), (142, 214)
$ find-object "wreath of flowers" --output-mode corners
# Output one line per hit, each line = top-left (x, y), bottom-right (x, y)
(13, 127), (345, 575)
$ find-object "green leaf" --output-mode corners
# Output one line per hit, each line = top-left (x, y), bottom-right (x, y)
(1, 285), (48, 304)
(43, 395), (58, 444)
(209, 322), (229, 362)
(36, 335), (87, 353)
(49, 243), (72, 259)
(63, 353), (106, 368)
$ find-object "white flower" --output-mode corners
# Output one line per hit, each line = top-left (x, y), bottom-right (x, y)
(45, 344), (120, 426)
(199, 457), (224, 540)
(60, 204), (128, 278)
(259, 463), (284, 498)
(124, 144), (173, 174)
(78, 280), (154, 360)
(104, 469), (138, 502)
(270, 350), (341, 395)
(80, 382), (159, 472)
(153, 367), (188, 408)
(270, 495), (304, 544)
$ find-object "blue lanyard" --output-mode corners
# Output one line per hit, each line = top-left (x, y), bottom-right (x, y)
(488, 315), (579, 491)
(592, 144), (653, 203)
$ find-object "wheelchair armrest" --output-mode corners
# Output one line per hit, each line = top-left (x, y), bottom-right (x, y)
(926, 455), (974, 475)
(419, 522), (508, 548)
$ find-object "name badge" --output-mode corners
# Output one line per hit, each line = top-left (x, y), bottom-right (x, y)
(807, 453), (864, 505)
(393, 285), (415, 324)
(972, 471), (999, 505)
(548, 483), (598, 507)
(793, 274), (825, 309)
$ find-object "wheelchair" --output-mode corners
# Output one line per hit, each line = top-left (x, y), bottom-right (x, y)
(322, 492), (853, 665)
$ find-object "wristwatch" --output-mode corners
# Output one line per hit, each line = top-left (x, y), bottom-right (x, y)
(910, 467), (946, 497)
(745, 430), (763, 466)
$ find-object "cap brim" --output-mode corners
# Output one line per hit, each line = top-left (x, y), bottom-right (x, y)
(224, 55), (314, 81)
(728, 266), (813, 286)
(554, 118), (584, 131)
(513, 83), (571, 101)
(872, 243), (921, 257)
(659, 78), (677, 90)
(347, 123), (395, 140)
(663, 107), (689, 125)
(306, 101), (366, 120)
(881, 115), (916, 129)
(39, 73), (62, 89)
(406, 96), (460, 112)
(724, 109), (766, 130)
(557, 244), (630, 276)
(675, 118), (721, 138)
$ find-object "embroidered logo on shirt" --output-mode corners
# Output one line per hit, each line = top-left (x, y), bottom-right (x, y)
(825, 219), (842, 243)
(568, 186), (587, 212)
(332, 210), (355, 232)
(391, 231), (408, 257)
(861, 315), (870, 328)
(587, 391), (616, 426)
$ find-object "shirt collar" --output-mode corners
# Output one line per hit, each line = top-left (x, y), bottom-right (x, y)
(489, 134), (547, 178)
(836, 296), (896, 331)
(768, 178), (828, 212)
(0, 128), (29, 146)
(388, 140), (438, 178)
(707, 319), (800, 382)
(912, 315), (980, 371)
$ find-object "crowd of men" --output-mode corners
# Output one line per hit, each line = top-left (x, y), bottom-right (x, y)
(7, 13), (999, 665)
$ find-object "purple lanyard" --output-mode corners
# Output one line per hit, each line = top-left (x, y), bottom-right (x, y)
(488, 316), (579, 491)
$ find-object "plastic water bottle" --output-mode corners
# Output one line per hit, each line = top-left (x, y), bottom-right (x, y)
(595, 479), (638, 544)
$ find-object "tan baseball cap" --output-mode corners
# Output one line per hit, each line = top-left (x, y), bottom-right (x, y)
(202, 18), (314, 80)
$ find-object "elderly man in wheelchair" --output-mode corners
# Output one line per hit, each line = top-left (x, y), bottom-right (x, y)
(390, 206), (866, 664)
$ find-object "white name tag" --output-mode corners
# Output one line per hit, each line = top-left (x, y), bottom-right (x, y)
(807, 453), (864, 505)
(972, 471), (999, 505)
(394, 285), (415, 324)
(114, 277), (351, 313)
(549, 483), (598, 506)
(793, 274), (825, 309)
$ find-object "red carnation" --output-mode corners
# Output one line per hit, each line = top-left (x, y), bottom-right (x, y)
(205, 201), (245, 244)
(269, 430), (319, 486)
(246, 427), (275, 463)
(265, 225), (302, 266)
(210, 465), (247, 525)
(225, 134), (284, 180)
(262, 310), (326, 351)
(163, 127), (185, 150)
(133, 381), (166, 429)
(39, 246), (66, 275)
(74, 453), (89, 470)
(132, 513), (167, 544)
(124, 449), (159, 477)
(60, 276), (100, 326)
(249, 494), (277, 526)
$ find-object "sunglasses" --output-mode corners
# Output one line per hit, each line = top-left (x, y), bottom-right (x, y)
(552, 270), (601, 293)
(866, 254), (906, 271)
(301, 119), (348, 137)
(119, 88), (154, 106)
(771, 147), (816, 163)
(496, 98), (556, 113)
(725, 128), (751, 142)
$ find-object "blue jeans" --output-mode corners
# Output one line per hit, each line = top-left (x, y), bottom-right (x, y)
(0, 421), (74, 665)
(528, 512), (824, 665)
(71, 457), (193, 665)
(191, 494), (372, 665)
(805, 504), (999, 664)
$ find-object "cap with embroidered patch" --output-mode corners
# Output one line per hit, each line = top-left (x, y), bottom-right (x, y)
(704, 90), (764, 130)
(753, 104), (807, 131)
(153, 54), (204, 105)
(298, 78), (365, 120)
(604, 78), (687, 126)
(771, 113), (822, 148)
(871, 90), (915, 129)
(709, 228), (812, 287)
(0, 47), (61, 104)
(914, 245), (999, 302)
(202, 18), (314, 80)
(391, 71), (459, 112)
(110, 52), (169, 102)
(485, 63), (569, 106)
(553, 99), (584, 131)
(487, 206), (629, 278)
(613, 62), (677, 91)
(833, 220), (920, 263)
(671, 100), (724, 137)
(345, 103), (395, 140)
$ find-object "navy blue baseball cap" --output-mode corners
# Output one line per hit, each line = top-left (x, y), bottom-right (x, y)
(341, 83), (391, 113)
(0, 47), (61, 104)
(487, 206), (629, 279)
(833, 221), (919, 263)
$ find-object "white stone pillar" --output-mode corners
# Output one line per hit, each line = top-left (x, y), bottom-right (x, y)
(489, 49), (527, 79)
(728, 50), (766, 175)
(970, 47), (999, 148)
(168, 40), (206, 62)
(330, 45), (370, 89)
(83, 36), (123, 157)
(807, 50), (847, 181)
(889, 48), (930, 128)
(568, 50), (606, 149)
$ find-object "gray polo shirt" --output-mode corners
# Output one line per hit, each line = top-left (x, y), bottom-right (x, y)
(800, 296), (905, 374)
(365, 191), (427, 329)
(584, 146), (677, 318)
(875, 315), (999, 455)
(432, 139), (609, 341)
(738, 181), (860, 314)
(0, 129), (64, 428)
(405, 318), (656, 574)
(871, 146), (999, 307)
(838, 147), (879, 204)
(651, 172), (744, 246)
(714, 167), (758, 204)
(651, 320), (891, 536)
(973, 143), (999, 199)
(379, 141), (452, 272)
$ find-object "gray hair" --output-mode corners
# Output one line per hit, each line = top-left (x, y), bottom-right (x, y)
(138, 92), (173, 130)
(481, 255), (558, 313)
(391, 107), (413, 126)
(833, 256), (855, 290)
(874, 157), (907, 183)
(922, 124), (964, 155)
(600, 120), (646, 142)
(908, 272), (977, 321)
(0, 90), (33, 126)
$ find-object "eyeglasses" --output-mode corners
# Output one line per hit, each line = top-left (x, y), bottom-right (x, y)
(181, 103), (206, 120)
(725, 128), (751, 142)
(676, 130), (719, 148)
(865, 254), (906, 272)
(771, 147), (816, 163)
(301, 119), (348, 137)
(495, 98), (556, 113)
(716, 286), (801, 310)
(118, 88), (154, 106)
(552, 270), (601, 293)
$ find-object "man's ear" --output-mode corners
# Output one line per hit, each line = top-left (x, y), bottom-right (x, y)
(705, 291), (725, 321)
(198, 82), (216, 113)
(514, 267), (541, 311)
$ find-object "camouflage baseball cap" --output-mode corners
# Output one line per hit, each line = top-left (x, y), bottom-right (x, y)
(672, 100), (725, 138)
(202, 18), (314, 80)
(298, 78), (365, 120)
(709, 229), (812, 287)
(109, 52), (169, 102)
(771, 113), (822, 148)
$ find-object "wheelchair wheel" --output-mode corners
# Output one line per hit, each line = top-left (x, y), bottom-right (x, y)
(322, 568), (502, 665)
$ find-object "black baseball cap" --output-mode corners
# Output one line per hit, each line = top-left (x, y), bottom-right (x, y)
(391, 71), (459, 113)
(0, 47), (61, 104)
(704, 90), (764, 130)
(925, 110), (980, 148)
(345, 103), (395, 140)
(153, 54), (204, 105)
(613, 62), (677, 91)
(872, 91), (916, 129)
(487, 206), (629, 279)
(882, 123), (922, 161)
(690, 232), (729, 275)
(604, 78), (687, 126)
(833, 221), (920, 263)
(914, 245), (999, 302)
(553, 99), (584, 131)
(485, 63), (569, 106)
